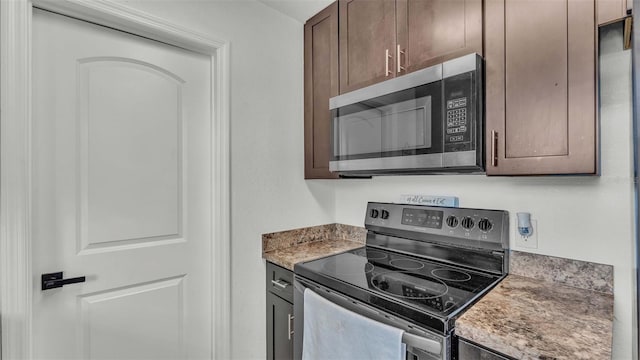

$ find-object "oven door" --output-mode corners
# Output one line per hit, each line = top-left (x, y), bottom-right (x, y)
(329, 73), (444, 174)
(293, 275), (450, 360)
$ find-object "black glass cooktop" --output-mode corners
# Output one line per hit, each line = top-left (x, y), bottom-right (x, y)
(294, 246), (502, 330)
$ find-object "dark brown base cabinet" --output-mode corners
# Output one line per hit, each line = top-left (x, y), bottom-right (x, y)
(266, 263), (294, 360)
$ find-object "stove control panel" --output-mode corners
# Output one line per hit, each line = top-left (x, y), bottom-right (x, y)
(401, 208), (443, 229)
(365, 202), (509, 250)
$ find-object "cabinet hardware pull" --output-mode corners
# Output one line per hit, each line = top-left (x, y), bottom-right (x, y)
(287, 314), (295, 340)
(397, 45), (405, 73)
(271, 279), (290, 289)
(491, 130), (498, 167)
(624, 16), (632, 50)
(385, 49), (392, 77)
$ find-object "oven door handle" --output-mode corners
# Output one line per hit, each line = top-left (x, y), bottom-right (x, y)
(296, 276), (445, 358)
(402, 332), (442, 355)
(351, 299), (442, 356)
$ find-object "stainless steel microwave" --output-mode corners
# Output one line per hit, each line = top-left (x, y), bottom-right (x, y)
(329, 53), (483, 176)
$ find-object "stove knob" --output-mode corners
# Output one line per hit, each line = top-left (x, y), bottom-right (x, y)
(478, 218), (493, 232)
(370, 209), (379, 218)
(461, 216), (475, 230)
(381, 210), (390, 219)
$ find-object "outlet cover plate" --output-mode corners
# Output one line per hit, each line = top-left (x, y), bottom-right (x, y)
(515, 219), (538, 249)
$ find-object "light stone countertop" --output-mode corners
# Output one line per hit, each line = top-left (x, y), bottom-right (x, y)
(263, 238), (364, 271)
(262, 223), (366, 271)
(456, 274), (614, 359)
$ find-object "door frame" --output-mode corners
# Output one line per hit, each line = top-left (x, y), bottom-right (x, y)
(634, 0), (640, 355)
(0, 0), (231, 358)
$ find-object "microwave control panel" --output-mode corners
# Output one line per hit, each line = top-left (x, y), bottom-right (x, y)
(446, 98), (467, 140)
(444, 71), (475, 152)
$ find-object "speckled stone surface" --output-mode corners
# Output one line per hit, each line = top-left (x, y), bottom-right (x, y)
(262, 223), (366, 270)
(334, 223), (368, 242)
(456, 274), (614, 360)
(510, 251), (614, 294)
(263, 239), (364, 271)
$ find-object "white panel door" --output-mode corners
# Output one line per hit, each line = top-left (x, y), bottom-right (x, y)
(32, 9), (212, 359)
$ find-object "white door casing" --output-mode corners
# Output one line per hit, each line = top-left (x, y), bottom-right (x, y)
(0, 1), (231, 359)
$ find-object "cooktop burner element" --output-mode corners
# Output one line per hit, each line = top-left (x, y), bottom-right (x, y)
(294, 201), (509, 334)
(388, 258), (425, 270)
(354, 248), (388, 260)
(320, 255), (374, 275)
(431, 268), (472, 282)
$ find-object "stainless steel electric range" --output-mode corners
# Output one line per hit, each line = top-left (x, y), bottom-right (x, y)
(293, 202), (509, 360)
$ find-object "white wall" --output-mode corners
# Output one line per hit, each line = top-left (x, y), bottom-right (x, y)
(113, 1), (333, 358)
(331, 24), (637, 360)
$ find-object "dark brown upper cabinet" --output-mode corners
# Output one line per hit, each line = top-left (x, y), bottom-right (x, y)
(304, 3), (339, 179)
(396, 0), (483, 75)
(338, 0), (397, 93)
(339, 0), (483, 94)
(597, 0), (631, 25)
(485, 0), (597, 175)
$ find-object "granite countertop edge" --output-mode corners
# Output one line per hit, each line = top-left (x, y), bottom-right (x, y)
(455, 274), (614, 359)
(262, 223), (367, 271)
(262, 238), (365, 271)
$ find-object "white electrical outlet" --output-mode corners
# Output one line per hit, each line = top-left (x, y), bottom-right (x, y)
(515, 219), (538, 249)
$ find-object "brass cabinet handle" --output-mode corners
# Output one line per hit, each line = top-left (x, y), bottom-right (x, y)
(491, 130), (498, 167)
(397, 45), (405, 73)
(287, 314), (295, 340)
(385, 49), (392, 77)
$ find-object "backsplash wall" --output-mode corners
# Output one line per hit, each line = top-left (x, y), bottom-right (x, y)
(329, 24), (635, 360)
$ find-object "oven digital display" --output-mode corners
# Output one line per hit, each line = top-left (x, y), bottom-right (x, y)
(401, 209), (443, 229)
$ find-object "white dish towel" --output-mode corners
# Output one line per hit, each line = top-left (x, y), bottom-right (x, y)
(302, 288), (405, 360)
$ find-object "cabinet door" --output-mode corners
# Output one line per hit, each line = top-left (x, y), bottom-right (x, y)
(597, 0), (628, 25)
(267, 262), (294, 303)
(485, 0), (596, 175)
(266, 292), (294, 360)
(396, 0), (482, 75)
(339, 0), (397, 93)
(304, 3), (339, 179)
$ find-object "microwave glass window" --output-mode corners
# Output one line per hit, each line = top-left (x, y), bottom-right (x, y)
(382, 97), (432, 152)
(335, 96), (432, 157)
(337, 105), (383, 157)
